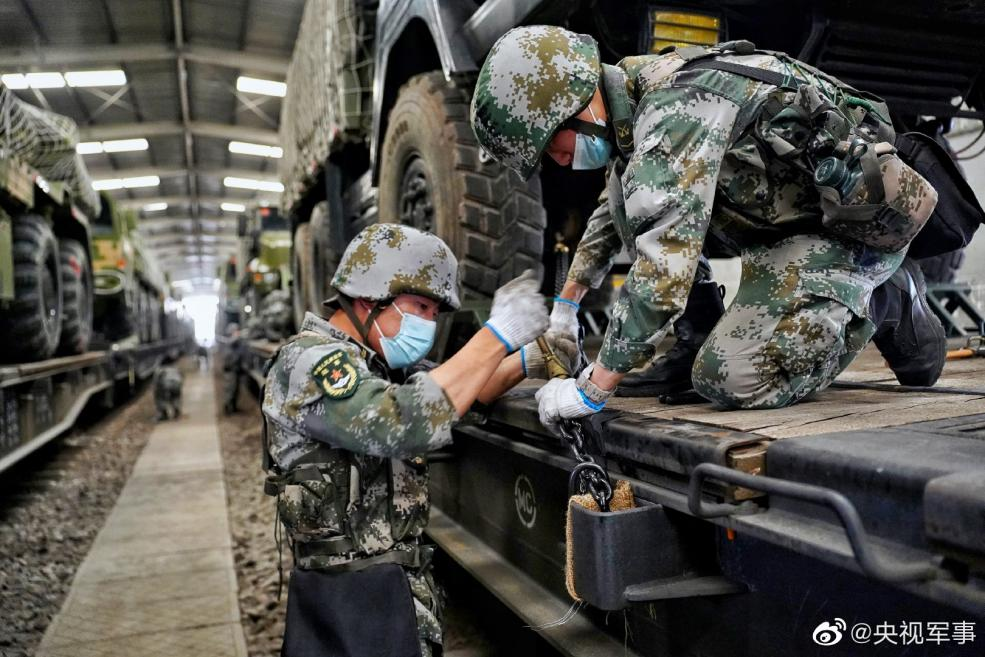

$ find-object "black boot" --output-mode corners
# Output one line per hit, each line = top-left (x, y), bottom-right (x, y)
(616, 280), (725, 397)
(870, 257), (947, 387)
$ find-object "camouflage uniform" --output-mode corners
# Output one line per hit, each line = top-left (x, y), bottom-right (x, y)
(220, 333), (243, 413)
(263, 313), (453, 655)
(262, 224), (463, 657)
(154, 366), (183, 420)
(472, 29), (936, 408)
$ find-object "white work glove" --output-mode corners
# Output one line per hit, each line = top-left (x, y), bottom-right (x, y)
(549, 297), (580, 342)
(535, 364), (612, 436)
(485, 270), (549, 352)
(520, 298), (586, 379)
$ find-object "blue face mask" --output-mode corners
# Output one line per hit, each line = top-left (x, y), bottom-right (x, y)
(375, 303), (436, 369)
(571, 105), (612, 170)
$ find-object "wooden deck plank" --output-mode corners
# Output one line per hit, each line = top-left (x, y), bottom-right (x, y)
(605, 344), (985, 438)
(522, 341), (985, 440)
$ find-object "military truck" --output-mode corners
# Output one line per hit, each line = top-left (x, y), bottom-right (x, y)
(90, 197), (169, 346)
(235, 205), (293, 339)
(0, 83), (99, 362)
(282, 0), (985, 321)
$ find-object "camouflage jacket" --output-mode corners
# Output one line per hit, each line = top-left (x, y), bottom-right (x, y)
(261, 312), (458, 644)
(568, 50), (854, 373)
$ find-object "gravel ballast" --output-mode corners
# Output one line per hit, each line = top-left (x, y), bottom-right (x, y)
(0, 381), (158, 657)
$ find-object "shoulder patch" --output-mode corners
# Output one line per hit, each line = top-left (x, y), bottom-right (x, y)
(311, 350), (361, 399)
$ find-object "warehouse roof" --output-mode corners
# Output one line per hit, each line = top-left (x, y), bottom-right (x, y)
(0, 0), (305, 284)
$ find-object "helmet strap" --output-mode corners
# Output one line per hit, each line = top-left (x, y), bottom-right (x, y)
(337, 295), (390, 346)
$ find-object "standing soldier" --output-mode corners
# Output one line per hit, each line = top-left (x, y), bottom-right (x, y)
(470, 26), (945, 432)
(261, 224), (548, 657)
(220, 323), (243, 414)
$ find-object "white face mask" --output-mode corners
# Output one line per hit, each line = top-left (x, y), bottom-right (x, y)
(571, 105), (612, 170)
(373, 303), (436, 369)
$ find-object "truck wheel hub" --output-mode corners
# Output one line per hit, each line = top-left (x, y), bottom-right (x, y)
(398, 157), (434, 232)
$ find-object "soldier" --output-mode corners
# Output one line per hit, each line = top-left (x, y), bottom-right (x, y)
(471, 26), (946, 432)
(153, 366), (184, 420)
(261, 223), (547, 657)
(220, 322), (244, 414)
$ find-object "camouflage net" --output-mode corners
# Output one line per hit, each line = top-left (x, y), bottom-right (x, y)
(0, 84), (101, 217)
(279, 0), (376, 212)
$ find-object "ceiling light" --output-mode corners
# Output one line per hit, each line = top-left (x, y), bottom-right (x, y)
(223, 176), (284, 193)
(142, 202), (168, 212)
(25, 72), (65, 89)
(220, 202), (246, 212)
(76, 141), (103, 155)
(122, 175), (160, 188)
(228, 141), (283, 158)
(65, 70), (127, 87)
(94, 175), (160, 191)
(101, 138), (148, 153)
(92, 179), (124, 191)
(1, 74), (29, 89)
(236, 76), (286, 97)
(77, 138), (148, 155)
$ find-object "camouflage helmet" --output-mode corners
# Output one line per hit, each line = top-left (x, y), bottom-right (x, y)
(328, 223), (461, 310)
(471, 25), (601, 179)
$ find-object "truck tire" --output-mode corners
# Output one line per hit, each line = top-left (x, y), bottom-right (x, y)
(0, 214), (62, 362)
(378, 72), (546, 299)
(137, 288), (149, 343)
(57, 238), (93, 355)
(148, 290), (162, 342)
(919, 249), (965, 284)
(308, 201), (337, 309)
(292, 222), (316, 329)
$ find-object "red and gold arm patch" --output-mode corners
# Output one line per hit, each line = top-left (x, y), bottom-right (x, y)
(311, 350), (361, 399)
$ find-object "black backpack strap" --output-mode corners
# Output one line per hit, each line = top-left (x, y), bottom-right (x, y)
(681, 58), (803, 90)
(600, 64), (636, 158)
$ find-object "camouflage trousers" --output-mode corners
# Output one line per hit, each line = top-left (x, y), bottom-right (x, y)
(692, 233), (905, 409)
(408, 566), (444, 657)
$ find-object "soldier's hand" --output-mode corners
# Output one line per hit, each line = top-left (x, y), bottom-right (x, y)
(485, 270), (549, 352)
(549, 298), (580, 343)
(535, 377), (599, 436)
(520, 332), (581, 379)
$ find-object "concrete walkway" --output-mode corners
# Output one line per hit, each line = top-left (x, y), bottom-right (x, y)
(37, 369), (247, 657)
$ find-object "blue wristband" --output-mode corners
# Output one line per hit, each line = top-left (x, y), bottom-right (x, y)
(519, 345), (528, 377)
(553, 297), (580, 310)
(577, 387), (607, 411)
(484, 322), (515, 353)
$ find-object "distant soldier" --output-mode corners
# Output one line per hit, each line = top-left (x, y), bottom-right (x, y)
(261, 224), (548, 657)
(221, 323), (243, 414)
(154, 366), (184, 420)
(470, 26), (945, 433)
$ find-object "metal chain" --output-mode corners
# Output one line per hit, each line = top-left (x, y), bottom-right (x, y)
(559, 420), (613, 512)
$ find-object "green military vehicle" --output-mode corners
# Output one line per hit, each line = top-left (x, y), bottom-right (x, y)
(89, 197), (169, 346)
(236, 205), (293, 339)
(216, 254), (242, 336)
(283, 0), (984, 315)
(0, 82), (99, 362)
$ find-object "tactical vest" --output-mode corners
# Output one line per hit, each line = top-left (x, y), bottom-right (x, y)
(261, 332), (429, 574)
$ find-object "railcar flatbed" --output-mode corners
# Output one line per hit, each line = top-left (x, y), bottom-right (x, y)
(0, 338), (185, 474)
(242, 333), (985, 655)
